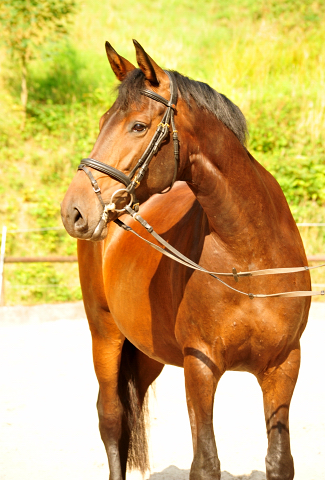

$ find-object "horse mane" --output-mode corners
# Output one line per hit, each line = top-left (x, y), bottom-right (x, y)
(116, 69), (248, 145)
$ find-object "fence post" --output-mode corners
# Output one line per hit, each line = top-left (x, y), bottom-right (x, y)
(0, 226), (7, 306)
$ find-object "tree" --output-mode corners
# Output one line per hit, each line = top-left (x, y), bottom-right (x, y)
(0, 0), (77, 124)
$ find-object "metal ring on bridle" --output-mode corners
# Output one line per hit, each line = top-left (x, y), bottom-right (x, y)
(109, 188), (134, 213)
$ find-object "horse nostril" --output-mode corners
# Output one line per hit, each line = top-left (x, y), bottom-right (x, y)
(73, 207), (88, 232)
(74, 208), (82, 223)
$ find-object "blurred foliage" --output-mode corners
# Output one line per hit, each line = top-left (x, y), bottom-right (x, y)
(0, 0), (324, 304)
(5, 263), (81, 304)
(0, 0), (78, 60)
(0, 0), (78, 119)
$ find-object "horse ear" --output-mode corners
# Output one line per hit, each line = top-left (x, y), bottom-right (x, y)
(133, 39), (168, 87)
(105, 41), (136, 81)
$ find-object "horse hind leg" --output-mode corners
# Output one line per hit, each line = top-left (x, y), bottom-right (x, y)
(257, 346), (301, 480)
(184, 347), (224, 480)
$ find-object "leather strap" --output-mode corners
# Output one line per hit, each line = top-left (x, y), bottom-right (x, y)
(140, 89), (176, 108)
(115, 211), (325, 300)
(78, 158), (131, 187)
(78, 165), (105, 207)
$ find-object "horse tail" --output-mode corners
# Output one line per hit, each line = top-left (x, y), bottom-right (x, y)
(118, 339), (150, 475)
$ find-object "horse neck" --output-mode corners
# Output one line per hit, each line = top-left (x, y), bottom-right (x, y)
(179, 111), (291, 252)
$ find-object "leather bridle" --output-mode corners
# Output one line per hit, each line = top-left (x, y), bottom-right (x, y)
(78, 71), (179, 233)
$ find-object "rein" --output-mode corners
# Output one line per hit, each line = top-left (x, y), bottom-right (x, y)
(78, 71), (324, 299)
(114, 208), (325, 300)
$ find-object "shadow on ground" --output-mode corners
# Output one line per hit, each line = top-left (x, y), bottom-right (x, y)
(148, 465), (265, 479)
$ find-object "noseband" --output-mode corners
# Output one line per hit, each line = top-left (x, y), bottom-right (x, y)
(78, 71), (179, 230)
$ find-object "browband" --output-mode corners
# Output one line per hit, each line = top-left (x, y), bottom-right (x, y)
(139, 89), (176, 109)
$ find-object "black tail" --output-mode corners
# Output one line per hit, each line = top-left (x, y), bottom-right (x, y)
(118, 339), (150, 475)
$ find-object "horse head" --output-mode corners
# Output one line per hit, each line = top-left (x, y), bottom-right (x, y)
(61, 40), (184, 241)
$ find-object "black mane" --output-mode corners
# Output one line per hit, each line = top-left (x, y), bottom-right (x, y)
(116, 69), (248, 146)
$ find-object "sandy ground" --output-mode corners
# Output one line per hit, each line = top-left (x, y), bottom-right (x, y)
(0, 302), (324, 480)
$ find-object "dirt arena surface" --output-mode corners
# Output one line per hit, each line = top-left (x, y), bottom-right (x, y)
(1, 301), (324, 480)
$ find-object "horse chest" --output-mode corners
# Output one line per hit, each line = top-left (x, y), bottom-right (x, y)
(103, 236), (186, 366)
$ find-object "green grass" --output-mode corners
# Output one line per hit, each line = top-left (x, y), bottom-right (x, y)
(1, 0), (324, 304)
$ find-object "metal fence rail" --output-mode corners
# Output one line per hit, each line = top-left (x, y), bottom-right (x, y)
(4, 256), (78, 263)
(1, 224), (324, 305)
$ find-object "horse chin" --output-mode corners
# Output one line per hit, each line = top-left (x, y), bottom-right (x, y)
(89, 209), (121, 241)
(89, 219), (109, 242)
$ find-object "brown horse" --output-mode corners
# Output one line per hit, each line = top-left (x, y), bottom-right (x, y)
(61, 40), (311, 480)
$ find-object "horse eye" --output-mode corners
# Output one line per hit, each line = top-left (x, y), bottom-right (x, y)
(132, 123), (146, 132)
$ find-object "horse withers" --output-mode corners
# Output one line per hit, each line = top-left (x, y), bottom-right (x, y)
(61, 40), (311, 480)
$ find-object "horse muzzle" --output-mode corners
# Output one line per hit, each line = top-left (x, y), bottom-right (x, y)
(61, 184), (135, 241)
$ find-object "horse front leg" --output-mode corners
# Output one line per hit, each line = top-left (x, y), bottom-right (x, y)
(184, 347), (223, 480)
(91, 315), (164, 480)
(257, 346), (301, 480)
(90, 315), (126, 480)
